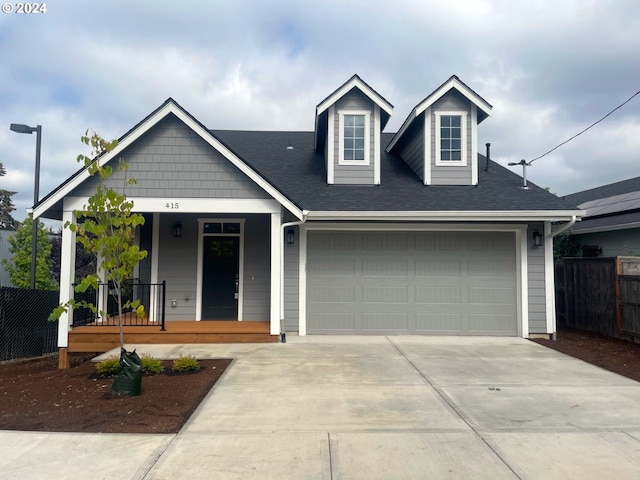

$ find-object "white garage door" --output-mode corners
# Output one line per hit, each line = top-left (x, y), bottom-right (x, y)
(306, 231), (518, 335)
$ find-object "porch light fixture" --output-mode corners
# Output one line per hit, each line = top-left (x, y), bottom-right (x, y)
(286, 228), (295, 245)
(533, 231), (543, 247)
(173, 222), (182, 237)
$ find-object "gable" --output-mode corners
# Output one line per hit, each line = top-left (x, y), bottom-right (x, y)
(71, 115), (270, 200)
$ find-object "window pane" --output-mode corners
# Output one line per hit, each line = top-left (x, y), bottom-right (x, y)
(441, 116), (451, 127)
(223, 222), (241, 234)
(452, 139), (461, 149)
(344, 139), (353, 149)
(441, 140), (450, 149)
(441, 127), (449, 139)
(354, 150), (365, 160)
(354, 115), (365, 126)
(451, 151), (461, 161)
(355, 139), (365, 149)
(441, 151), (451, 161)
(204, 223), (222, 233)
(451, 127), (461, 139)
(355, 127), (365, 137)
(344, 115), (355, 126)
(451, 116), (461, 127)
(344, 150), (354, 160)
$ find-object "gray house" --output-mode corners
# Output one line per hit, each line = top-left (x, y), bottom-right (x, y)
(563, 176), (640, 257)
(34, 75), (583, 353)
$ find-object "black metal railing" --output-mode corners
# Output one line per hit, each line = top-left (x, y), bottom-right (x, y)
(72, 280), (165, 330)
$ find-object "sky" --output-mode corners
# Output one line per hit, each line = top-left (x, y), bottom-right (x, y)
(0, 0), (639, 222)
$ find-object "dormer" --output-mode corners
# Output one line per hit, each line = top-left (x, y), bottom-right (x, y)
(387, 75), (492, 186)
(315, 75), (393, 185)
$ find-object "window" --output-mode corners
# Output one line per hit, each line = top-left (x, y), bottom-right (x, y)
(435, 111), (467, 166)
(339, 110), (370, 165)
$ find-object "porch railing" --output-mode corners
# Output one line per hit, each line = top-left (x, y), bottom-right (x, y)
(72, 280), (166, 330)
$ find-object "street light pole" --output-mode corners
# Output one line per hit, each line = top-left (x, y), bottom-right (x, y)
(9, 123), (42, 289)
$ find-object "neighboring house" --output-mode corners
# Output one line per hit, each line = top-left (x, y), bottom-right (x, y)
(564, 176), (640, 257)
(33, 74), (583, 354)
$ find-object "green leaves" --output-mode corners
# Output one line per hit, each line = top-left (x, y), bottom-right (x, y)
(51, 130), (148, 347)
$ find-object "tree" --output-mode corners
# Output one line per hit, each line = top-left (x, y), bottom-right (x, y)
(50, 131), (147, 350)
(0, 162), (18, 230)
(2, 214), (58, 289)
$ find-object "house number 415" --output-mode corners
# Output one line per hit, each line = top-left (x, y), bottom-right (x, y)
(165, 202), (179, 209)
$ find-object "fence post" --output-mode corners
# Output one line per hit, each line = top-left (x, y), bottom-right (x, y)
(615, 257), (623, 337)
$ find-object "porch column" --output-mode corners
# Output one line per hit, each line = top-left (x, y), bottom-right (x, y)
(58, 209), (77, 368)
(270, 212), (282, 335)
(149, 213), (160, 323)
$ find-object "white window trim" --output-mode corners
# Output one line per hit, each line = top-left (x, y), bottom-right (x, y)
(338, 110), (371, 166)
(435, 111), (468, 167)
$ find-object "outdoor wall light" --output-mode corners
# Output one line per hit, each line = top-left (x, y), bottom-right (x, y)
(533, 231), (543, 247)
(173, 222), (182, 237)
(286, 228), (295, 245)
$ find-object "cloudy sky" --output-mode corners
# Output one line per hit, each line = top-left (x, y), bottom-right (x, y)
(1, 0), (639, 221)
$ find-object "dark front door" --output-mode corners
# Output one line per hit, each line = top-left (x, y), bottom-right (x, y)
(202, 236), (240, 320)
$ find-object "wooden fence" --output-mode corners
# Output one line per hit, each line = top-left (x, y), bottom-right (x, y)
(555, 257), (640, 342)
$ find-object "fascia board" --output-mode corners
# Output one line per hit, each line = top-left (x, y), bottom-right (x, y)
(571, 222), (640, 235)
(415, 78), (492, 118)
(34, 102), (304, 221)
(315, 78), (393, 117)
(305, 210), (586, 222)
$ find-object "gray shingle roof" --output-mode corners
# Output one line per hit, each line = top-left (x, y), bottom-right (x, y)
(212, 130), (577, 212)
(564, 176), (640, 207)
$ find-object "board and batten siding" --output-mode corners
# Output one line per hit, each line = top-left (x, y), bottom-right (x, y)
(332, 90), (375, 185)
(526, 222), (547, 333)
(71, 115), (270, 200)
(429, 91), (473, 186)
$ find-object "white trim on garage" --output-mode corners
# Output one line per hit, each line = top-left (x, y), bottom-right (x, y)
(298, 223), (528, 337)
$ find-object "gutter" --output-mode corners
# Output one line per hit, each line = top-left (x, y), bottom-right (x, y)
(549, 215), (577, 238)
(279, 210), (309, 343)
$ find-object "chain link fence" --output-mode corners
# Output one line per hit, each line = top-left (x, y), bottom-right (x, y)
(0, 287), (59, 362)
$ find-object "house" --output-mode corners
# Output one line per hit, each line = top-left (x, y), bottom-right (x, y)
(33, 75), (584, 362)
(563, 176), (640, 257)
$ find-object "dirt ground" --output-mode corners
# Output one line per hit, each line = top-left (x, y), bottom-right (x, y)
(531, 329), (640, 382)
(0, 354), (231, 433)
(1, 329), (639, 435)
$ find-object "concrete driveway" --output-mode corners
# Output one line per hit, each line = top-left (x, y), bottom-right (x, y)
(1, 336), (640, 479)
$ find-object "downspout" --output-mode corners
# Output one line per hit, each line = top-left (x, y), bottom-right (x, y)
(547, 215), (577, 340)
(280, 210), (309, 343)
(549, 215), (577, 238)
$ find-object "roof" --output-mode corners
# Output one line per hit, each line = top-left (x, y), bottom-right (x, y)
(564, 176), (640, 234)
(212, 129), (580, 219)
(387, 75), (493, 153)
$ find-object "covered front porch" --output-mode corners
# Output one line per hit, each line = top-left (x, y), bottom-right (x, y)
(68, 320), (277, 353)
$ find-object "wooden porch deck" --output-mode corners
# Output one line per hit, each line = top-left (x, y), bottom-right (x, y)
(68, 320), (278, 353)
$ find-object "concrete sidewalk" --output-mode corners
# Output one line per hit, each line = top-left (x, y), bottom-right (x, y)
(2, 336), (640, 479)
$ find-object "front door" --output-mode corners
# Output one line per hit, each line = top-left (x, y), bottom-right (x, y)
(201, 236), (240, 320)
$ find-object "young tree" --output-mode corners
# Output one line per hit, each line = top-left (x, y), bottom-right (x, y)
(50, 131), (147, 350)
(2, 214), (58, 290)
(0, 162), (18, 230)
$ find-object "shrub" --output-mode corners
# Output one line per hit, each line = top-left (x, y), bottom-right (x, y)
(141, 354), (165, 374)
(172, 355), (200, 372)
(95, 356), (119, 377)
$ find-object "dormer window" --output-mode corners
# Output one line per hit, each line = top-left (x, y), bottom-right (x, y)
(435, 111), (467, 166)
(339, 110), (370, 165)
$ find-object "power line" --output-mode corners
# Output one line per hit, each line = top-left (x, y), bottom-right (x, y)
(528, 89), (640, 164)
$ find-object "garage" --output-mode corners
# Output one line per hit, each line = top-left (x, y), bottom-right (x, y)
(306, 230), (518, 335)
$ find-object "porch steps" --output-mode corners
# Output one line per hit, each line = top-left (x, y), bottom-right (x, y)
(68, 320), (278, 353)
